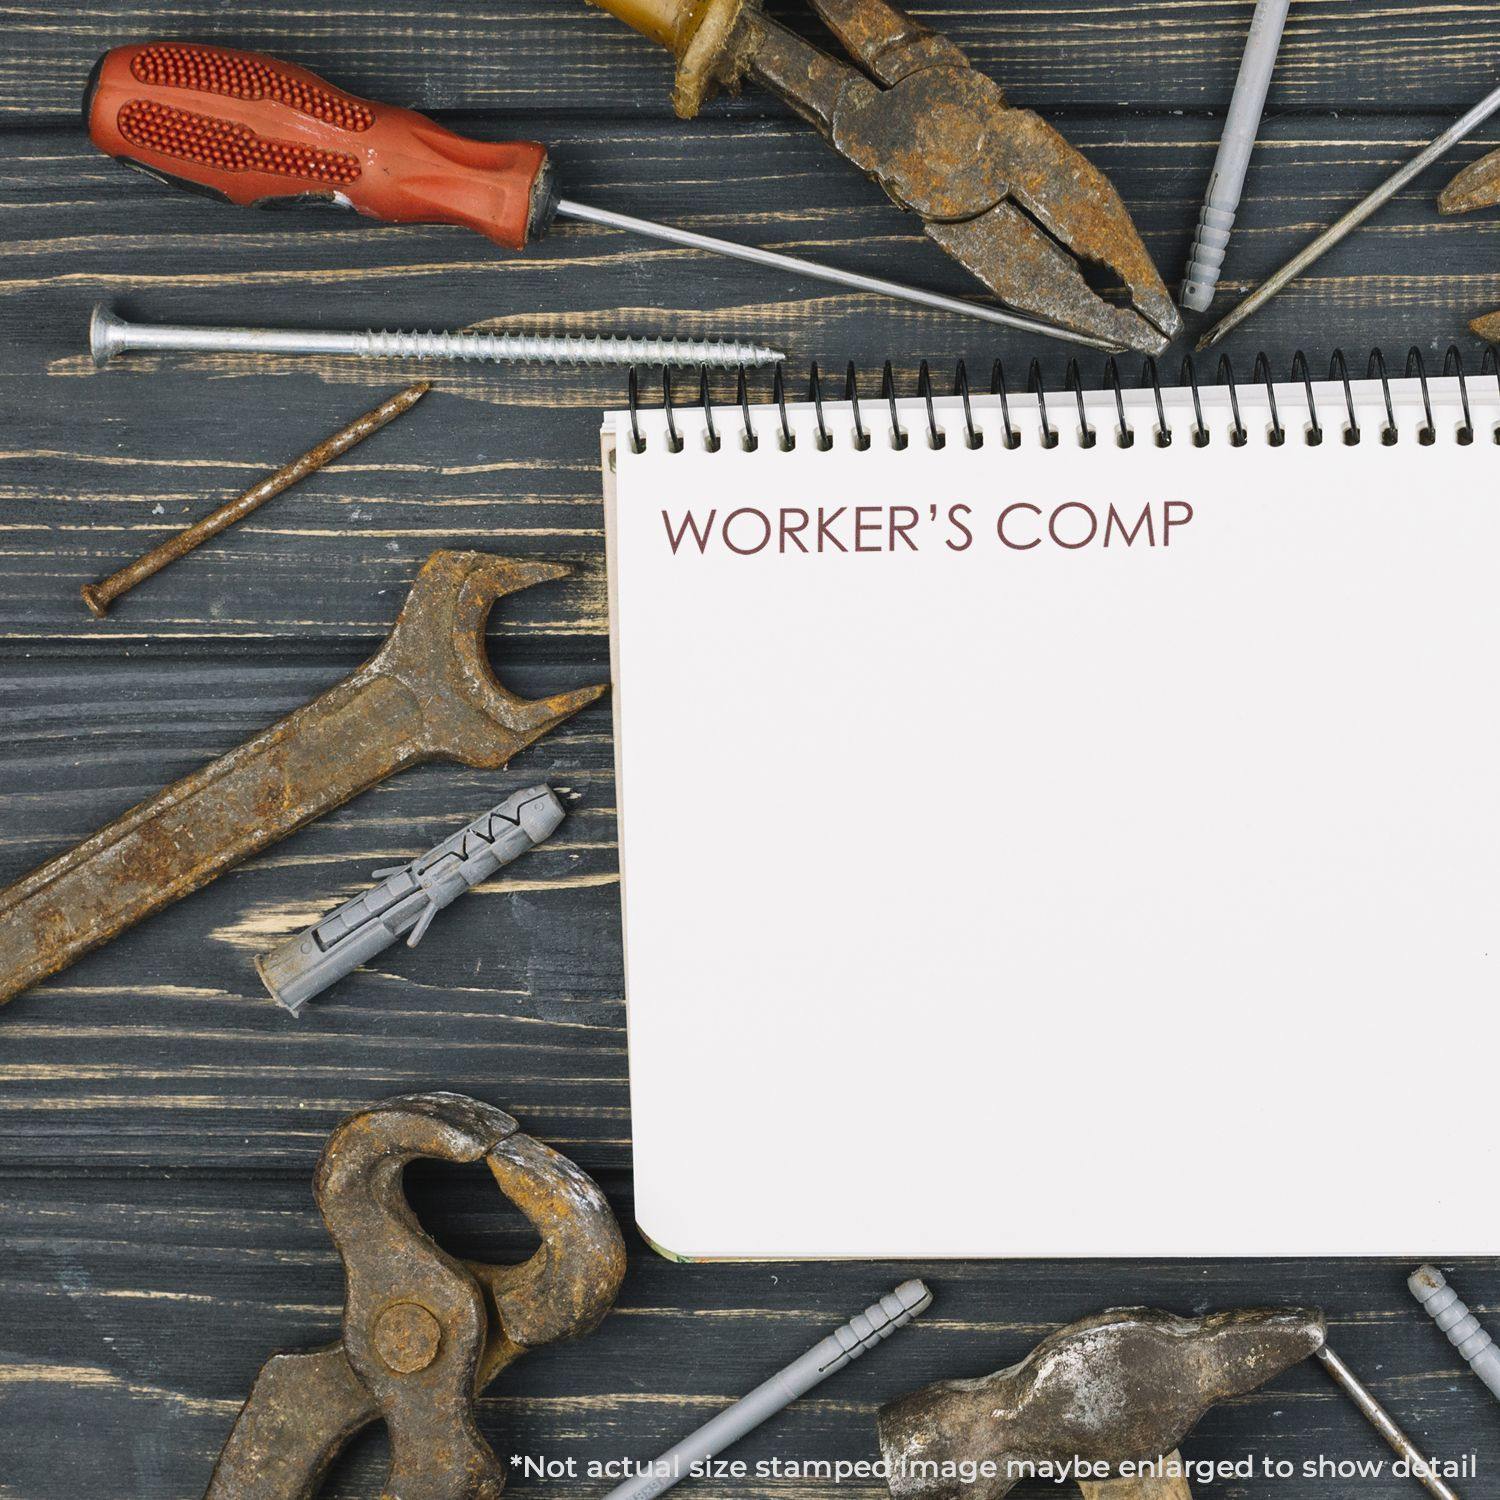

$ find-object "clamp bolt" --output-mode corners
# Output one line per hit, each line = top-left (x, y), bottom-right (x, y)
(374, 1302), (443, 1374)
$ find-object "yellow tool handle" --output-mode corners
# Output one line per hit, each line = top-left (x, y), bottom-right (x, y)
(588, 0), (752, 113)
(589, 0), (697, 50)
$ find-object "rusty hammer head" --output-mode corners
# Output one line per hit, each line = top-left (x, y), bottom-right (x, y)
(879, 1307), (1326, 1500)
(372, 550), (608, 770)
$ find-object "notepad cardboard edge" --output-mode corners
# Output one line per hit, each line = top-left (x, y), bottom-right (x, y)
(602, 420), (710, 1266)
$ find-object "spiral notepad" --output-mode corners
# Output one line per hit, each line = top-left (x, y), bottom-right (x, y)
(602, 354), (1500, 1260)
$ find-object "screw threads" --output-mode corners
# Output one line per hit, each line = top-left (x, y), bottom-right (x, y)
(1410, 1265), (1500, 1402)
(352, 327), (776, 368)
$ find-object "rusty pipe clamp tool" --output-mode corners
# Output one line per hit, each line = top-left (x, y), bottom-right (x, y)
(588, 0), (1181, 354)
(204, 1093), (627, 1500)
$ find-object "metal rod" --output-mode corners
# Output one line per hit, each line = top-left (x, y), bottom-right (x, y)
(1315, 1345), (1461, 1500)
(556, 199), (1120, 353)
(1198, 80), (1500, 348)
(89, 305), (783, 370)
(80, 383), (430, 618)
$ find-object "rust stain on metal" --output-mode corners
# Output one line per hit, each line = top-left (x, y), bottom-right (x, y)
(0, 551), (607, 1007)
(589, 0), (1180, 352)
(81, 382), (431, 618)
(203, 1092), (627, 1500)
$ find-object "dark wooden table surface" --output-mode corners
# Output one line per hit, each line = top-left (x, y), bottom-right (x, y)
(1, 1), (1497, 1495)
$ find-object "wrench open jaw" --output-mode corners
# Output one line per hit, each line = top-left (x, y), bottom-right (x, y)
(1439, 150), (1500, 340)
(0, 551), (605, 1007)
(592, 0), (1180, 353)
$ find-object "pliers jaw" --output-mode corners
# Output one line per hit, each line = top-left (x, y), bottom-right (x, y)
(595, 0), (1180, 352)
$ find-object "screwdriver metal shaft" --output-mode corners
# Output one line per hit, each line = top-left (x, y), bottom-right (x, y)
(555, 199), (1119, 351)
(1198, 80), (1500, 348)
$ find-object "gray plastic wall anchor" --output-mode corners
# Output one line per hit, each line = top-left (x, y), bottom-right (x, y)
(1409, 1264), (1500, 1403)
(599, 1281), (933, 1500)
(1180, 0), (1292, 312)
(256, 785), (566, 1016)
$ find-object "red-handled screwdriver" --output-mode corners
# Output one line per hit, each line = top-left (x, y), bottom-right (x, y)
(85, 42), (1114, 350)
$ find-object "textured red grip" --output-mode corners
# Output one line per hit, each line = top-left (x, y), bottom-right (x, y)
(87, 43), (553, 251)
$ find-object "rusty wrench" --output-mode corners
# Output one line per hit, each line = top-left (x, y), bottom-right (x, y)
(204, 1092), (628, 1499)
(0, 552), (604, 1005)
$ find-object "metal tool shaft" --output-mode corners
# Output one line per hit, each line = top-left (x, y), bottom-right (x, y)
(557, 199), (1117, 351)
(1199, 80), (1500, 348)
(81, 382), (429, 618)
(1315, 1345), (1461, 1500)
(90, 305), (782, 369)
(1180, 0), (1291, 312)
(601, 1281), (932, 1500)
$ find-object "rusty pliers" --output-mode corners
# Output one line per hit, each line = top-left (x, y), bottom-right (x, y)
(203, 1094), (627, 1500)
(589, 0), (1181, 353)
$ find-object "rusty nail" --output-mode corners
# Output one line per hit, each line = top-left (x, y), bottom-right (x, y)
(80, 381), (431, 618)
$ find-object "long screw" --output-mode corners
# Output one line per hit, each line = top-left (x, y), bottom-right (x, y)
(81, 383), (429, 618)
(1197, 78), (1500, 348)
(1315, 1344), (1461, 1500)
(89, 306), (783, 371)
(1410, 1265), (1500, 1403)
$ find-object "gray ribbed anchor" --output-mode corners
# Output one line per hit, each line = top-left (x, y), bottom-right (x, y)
(599, 1280), (932, 1500)
(1410, 1265), (1500, 1405)
(257, 784), (569, 1016)
(89, 305), (783, 370)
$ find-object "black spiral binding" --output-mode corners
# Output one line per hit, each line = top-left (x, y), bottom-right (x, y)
(627, 347), (1494, 452)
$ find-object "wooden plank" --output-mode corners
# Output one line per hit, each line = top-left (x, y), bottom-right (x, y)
(2, 1174), (1494, 1497)
(2, 0), (1500, 121)
(2, 114), (1499, 649)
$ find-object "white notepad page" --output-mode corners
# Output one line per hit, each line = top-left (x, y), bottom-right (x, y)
(603, 371), (1500, 1259)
